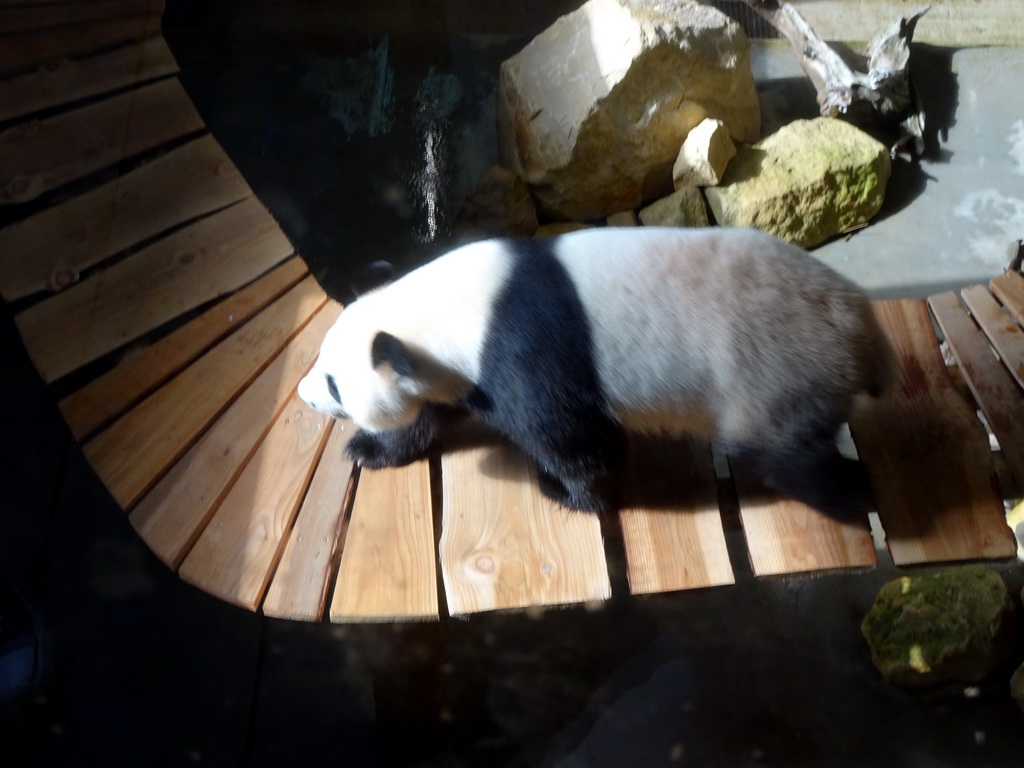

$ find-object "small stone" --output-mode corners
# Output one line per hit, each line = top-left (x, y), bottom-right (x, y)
(606, 210), (639, 227)
(534, 222), (592, 238)
(638, 187), (709, 227)
(673, 118), (736, 188)
(861, 566), (1017, 688)
(704, 117), (891, 247)
(454, 165), (538, 240)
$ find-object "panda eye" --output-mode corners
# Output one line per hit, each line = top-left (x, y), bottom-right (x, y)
(325, 374), (341, 405)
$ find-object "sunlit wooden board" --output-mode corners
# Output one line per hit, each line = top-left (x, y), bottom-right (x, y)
(84, 277), (327, 508)
(0, 134), (251, 301)
(129, 301), (342, 567)
(440, 441), (611, 615)
(59, 258), (308, 441)
(849, 299), (1014, 565)
(0, 77), (202, 204)
(0, 36), (178, 124)
(330, 461), (438, 623)
(263, 419), (358, 621)
(618, 436), (734, 593)
(930, 289), (1024, 490)
(16, 197), (292, 382)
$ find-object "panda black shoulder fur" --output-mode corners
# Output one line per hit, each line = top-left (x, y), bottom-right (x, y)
(298, 227), (896, 518)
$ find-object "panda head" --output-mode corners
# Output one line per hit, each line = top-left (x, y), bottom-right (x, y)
(298, 298), (430, 432)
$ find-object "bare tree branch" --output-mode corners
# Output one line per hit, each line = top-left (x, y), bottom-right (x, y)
(740, 1), (930, 155)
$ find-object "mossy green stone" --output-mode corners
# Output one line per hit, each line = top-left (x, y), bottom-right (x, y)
(861, 566), (1016, 688)
(704, 117), (891, 247)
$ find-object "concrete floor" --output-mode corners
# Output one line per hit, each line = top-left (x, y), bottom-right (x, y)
(2, 2), (1024, 766)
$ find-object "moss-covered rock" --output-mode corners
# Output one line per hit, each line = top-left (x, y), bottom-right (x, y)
(861, 566), (1016, 689)
(704, 117), (890, 248)
(638, 187), (709, 227)
(1012, 662), (1024, 715)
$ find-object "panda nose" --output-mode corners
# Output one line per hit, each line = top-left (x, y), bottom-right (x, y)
(325, 374), (341, 405)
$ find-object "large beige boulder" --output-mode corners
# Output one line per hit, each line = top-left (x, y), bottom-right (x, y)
(454, 166), (538, 241)
(496, 0), (760, 221)
(704, 117), (891, 248)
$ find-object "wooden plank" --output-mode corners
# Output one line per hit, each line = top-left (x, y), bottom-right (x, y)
(440, 442), (611, 615)
(849, 300), (1015, 565)
(330, 461), (438, 622)
(0, 77), (202, 204)
(0, 134), (252, 301)
(0, 36), (178, 124)
(963, 284), (1024, 389)
(83, 277), (327, 509)
(178, 394), (333, 611)
(263, 419), (358, 621)
(59, 257), (309, 441)
(732, 464), (876, 576)
(0, 1), (163, 35)
(129, 301), (343, 568)
(0, 14), (162, 76)
(617, 436), (734, 593)
(991, 270), (1024, 327)
(929, 290), (1024, 490)
(16, 196), (293, 382)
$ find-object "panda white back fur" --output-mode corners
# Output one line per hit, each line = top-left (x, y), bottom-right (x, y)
(298, 227), (896, 518)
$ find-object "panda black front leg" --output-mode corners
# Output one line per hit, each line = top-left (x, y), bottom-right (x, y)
(346, 403), (464, 468)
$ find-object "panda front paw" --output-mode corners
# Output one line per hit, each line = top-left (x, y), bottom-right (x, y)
(346, 428), (427, 469)
(346, 429), (395, 469)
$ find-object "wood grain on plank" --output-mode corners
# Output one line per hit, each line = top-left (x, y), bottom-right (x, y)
(731, 463), (876, 576)
(178, 394), (333, 611)
(84, 277), (327, 509)
(0, 1), (164, 35)
(129, 300), (342, 568)
(16, 196), (293, 382)
(263, 419), (358, 621)
(0, 36), (177, 124)
(0, 134), (251, 301)
(930, 290), (1024, 491)
(0, 76), (202, 204)
(991, 271), (1024, 327)
(60, 258), (308, 441)
(618, 436), (734, 593)
(849, 299), (1014, 565)
(0, 14), (162, 77)
(962, 284), (1024, 390)
(440, 441), (611, 615)
(330, 461), (438, 622)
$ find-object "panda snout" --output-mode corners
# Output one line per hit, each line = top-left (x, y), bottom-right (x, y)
(298, 370), (349, 419)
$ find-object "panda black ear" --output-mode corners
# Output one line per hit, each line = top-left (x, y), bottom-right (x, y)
(350, 261), (395, 298)
(370, 332), (414, 378)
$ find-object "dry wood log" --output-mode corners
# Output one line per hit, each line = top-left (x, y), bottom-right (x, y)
(740, 1), (929, 156)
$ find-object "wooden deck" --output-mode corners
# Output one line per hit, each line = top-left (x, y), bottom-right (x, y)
(1, 4), (1020, 624)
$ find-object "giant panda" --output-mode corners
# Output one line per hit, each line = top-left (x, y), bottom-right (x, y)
(297, 227), (896, 518)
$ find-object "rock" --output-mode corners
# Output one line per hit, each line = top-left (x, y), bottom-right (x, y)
(606, 210), (639, 227)
(496, 0), (760, 221)
(673, 118), (736, 188)
(638, 187), (708, 227)
(1013, 662), (1024, 715)
(454, 165), (538, 240)
(534, 222), (593, 238)
(861, 566), (1017, 689)
(704, 117), (891, 248)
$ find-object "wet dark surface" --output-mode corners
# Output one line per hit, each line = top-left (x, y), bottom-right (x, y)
(3, 2), (1024, 766)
